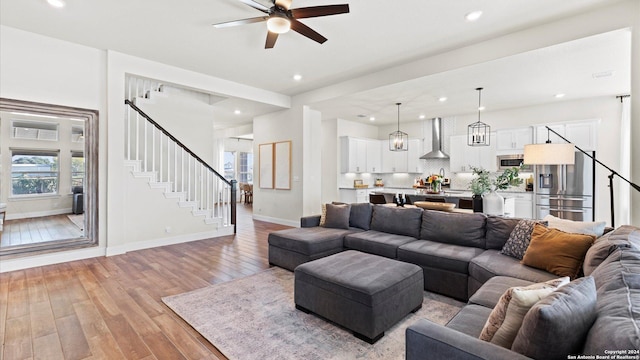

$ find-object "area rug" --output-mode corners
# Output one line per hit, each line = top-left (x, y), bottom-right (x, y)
(162, 267), (464, 360)
(67, 214), (84, 230)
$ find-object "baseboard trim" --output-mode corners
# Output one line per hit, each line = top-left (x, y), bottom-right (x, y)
(252, 214), (298, 227)
(105, 228), (235, 256)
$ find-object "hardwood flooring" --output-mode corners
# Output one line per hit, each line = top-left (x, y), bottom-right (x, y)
(0, 204), (291, 360)
(1, 215), (83, 248)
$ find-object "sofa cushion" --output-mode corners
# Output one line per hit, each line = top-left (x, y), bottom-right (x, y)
(349, 202), (373, 230)
(521, 224), (595, 279)
(323, 203), (351, 229)
(486, 277), (569, 348)
(485, 216), (521, 250)
(397, 240), (485, 274)
(468, 276), (534, 309)
(543, 214), (606, 237)
(584, 247), (640, 355)
(344, 230), (417, 259)
(501, 219), (538, 260)
(268, 227), (354, 255)
(446, 304), (493, 338)
(370, 205), (423, 238)
(512, 277), (597, 360)
(469, 250), (558, 285)
(420, 210), (487, 249)
(583, 225), (637, 276)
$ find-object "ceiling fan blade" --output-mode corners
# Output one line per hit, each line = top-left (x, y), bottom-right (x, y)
(290, 19), (327, 44)
(265, 31), (279, 49)
(213, 16), (268, 28)
(290, 4), (349, 19)
(238, 0), (270, 13)
(275, 0), (292, 10)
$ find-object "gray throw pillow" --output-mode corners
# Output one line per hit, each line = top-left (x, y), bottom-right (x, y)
(511, 276), (597, 360)
(348, 202), (372, 230)
(501, 219), (539, 260)
(323, 203), (351, 229)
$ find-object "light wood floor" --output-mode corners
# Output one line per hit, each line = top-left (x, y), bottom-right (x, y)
(0, 204), (291, 360)
(1, 215), (83, 248)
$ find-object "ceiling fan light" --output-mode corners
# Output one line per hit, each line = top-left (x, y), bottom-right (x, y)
(267, 16), (291, 34)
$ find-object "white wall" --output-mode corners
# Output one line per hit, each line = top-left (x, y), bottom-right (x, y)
(252, 107), (303, 226)
(302, 106), (322, 216)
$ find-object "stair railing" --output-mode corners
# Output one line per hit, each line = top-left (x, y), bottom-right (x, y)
(124, 99), (236, 233)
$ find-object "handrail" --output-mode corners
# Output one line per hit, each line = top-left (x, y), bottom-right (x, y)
(125, 99), (232, 187)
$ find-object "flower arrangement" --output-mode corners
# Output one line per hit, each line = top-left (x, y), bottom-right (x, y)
(469, 165), (524, 196)
(426, 174), (444, 193)
(426, 174), (443, 184)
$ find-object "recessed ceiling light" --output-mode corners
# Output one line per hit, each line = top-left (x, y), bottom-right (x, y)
(419, 115), (426, 120)
(554, 93), (566, 99)
(369, 117), (375, 122)
(465, 11), (483, 22)
(234, 110), (241, 115)
(293, 74), (302, 81)
(478, 106), (486, 111)
(438, 97), (448, 102)
(47, 0), (66, 8)
(592, 70), (614, 78)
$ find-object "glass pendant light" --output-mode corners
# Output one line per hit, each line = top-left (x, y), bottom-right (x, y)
(389, 102), (408, 151)
(468, 87), (491, 146)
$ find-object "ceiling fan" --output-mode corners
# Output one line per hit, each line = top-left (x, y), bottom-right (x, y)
(213, 0), (349, 49)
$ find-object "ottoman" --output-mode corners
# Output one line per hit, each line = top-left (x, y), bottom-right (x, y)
(294, 250), (424, 344)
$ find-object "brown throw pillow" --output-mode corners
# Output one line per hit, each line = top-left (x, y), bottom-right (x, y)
(521, 224), (595, 279)
(322, 203), (351, 229)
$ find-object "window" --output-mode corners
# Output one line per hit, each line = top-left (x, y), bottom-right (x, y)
(11, 150), (59, 195)
(239, 152), (253, 183)
(71, 151), (85, 189)
(224, 151), (235, 180)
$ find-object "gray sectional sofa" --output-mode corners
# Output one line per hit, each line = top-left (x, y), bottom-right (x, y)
(267, 203), (640, 359)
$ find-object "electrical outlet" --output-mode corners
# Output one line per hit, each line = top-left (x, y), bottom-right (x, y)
(165, 226), (172, 233)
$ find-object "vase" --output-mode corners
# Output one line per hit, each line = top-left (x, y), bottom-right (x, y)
(483, 188), (504, 216)
(431, 182), (442, 193)
(472, 194), (483, 213)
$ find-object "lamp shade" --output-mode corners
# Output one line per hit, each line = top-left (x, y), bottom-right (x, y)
(523, 143), (575, 165)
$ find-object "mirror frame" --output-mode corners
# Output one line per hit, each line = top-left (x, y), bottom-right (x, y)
(0, 98), (99, 257)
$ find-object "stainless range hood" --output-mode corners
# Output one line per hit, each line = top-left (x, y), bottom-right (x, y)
(420, 117), (449, 159)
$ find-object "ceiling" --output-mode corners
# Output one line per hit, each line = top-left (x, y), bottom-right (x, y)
(0, 0), (630, 128)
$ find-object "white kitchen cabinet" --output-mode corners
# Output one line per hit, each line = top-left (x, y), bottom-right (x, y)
(366, 139), (382, 173)
(565, 122), (597, 151)
(339, 188), (374, 203)
(535, 120), (598, 151)
(340, 136), (367, 173)
(407, 139), (424, 173)
(496, 127), (533, 153)
(449, 133), (497, 172)
(381, 146), (408, 173)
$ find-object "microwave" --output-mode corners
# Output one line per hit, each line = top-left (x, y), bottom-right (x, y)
(497, 155), (533, 172)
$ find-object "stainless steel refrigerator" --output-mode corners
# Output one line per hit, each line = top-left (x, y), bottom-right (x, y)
(535, 151), (596, 221)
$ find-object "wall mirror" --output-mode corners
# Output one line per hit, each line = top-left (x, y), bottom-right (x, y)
(0, 98), (98, 258)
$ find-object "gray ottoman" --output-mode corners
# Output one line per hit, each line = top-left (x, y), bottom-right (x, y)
(294, 250), (424, 344)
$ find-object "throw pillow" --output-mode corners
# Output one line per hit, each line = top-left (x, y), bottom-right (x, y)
(543, 214), (606, 237)
(319, 204), (327, 226)
(479, 277), (569, 343)
(322, 203), (351, 229)
(501, 219), (540, 260)
(348, 202), (372, 230)
(511, 277), (597, 360)
(522, 224), (595, 279)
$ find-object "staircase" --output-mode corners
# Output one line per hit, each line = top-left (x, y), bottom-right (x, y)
(124, 77), (236, 232)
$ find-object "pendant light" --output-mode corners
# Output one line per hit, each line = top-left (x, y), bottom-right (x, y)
(468, 87), (491, 146)
(389, 102), (408, 151)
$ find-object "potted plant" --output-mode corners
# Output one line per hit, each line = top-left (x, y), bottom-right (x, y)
(469, 165), (524, 214)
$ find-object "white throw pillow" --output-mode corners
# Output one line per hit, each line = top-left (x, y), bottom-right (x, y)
(543, 214), (606, 237)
